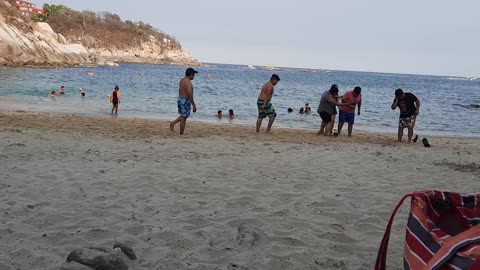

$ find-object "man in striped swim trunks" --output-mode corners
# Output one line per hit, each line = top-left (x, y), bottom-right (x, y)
(256, 74), (280, 133)
(170, 67), (198, 135)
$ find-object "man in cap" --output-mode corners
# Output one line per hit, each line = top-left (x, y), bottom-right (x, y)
(391, 88), (420, 142)
(170, 67), (198, 135)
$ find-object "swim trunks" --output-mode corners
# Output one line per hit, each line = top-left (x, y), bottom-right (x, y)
(339, 110), (355, 124)
(319, 111), (332, 122)
(257, 99), (276, 118)
(177, 97), (192, 118)
(399, 115), (415, 128)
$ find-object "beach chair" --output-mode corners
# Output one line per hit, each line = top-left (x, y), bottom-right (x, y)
(375, 190), (480, 270)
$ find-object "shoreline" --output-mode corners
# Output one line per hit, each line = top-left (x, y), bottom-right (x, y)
(1, 110), (479, 148)
(0, 93), (478, 139)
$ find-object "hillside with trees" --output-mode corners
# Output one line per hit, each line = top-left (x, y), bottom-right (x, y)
(0, 0), (199, 66)
(40, 4), (182, 52)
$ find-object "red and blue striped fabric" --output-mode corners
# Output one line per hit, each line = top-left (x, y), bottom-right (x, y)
(375, 191), (480, 270)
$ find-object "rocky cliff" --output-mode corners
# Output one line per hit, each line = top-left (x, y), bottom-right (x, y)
(0, 1), (93, 66)
(0, 0), (200, 67)
(83, 35), (200, 66)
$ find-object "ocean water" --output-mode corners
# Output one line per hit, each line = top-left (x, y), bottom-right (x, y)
(0, 63), (479, 137)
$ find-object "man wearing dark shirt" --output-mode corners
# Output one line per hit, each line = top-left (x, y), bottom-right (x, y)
(391, 88), (421, 143)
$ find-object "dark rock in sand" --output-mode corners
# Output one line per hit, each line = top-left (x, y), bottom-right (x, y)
(113, 242), (137, 260)
(236, 223), (267, 247)
(228, 263), (249, 270)
(65, 243), (137, 270)
(8, 143), (26, 147)
(66, 248), (128, 270)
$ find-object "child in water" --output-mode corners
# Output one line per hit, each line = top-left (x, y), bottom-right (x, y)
(109, 86), (120, 115)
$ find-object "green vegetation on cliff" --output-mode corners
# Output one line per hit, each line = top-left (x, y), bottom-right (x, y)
(34, 3), (182, 52)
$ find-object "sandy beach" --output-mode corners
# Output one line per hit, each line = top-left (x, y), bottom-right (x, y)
(0, 111), (479, 270)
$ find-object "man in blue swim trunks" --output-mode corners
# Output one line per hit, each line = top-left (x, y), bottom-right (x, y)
(256, 74), (280, 133)
(170, 67), (198, 135)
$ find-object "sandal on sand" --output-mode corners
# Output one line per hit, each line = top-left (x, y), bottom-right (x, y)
(422, 138), (431, 147)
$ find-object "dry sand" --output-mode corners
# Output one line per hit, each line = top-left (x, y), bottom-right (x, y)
(0, 111), (479, 270)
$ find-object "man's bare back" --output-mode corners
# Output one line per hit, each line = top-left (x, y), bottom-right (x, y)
(178, 77), (193, 100)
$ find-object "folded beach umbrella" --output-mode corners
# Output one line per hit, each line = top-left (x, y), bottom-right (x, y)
(375, 190), (480, 270)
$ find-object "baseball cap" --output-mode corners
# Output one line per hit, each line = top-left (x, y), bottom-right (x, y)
(186, 68), (198, 76)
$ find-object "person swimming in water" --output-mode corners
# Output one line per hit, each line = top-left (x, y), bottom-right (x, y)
(110, 86), (120, 116)
(48, 91), (58, 98)
(229, 109), (235, 119)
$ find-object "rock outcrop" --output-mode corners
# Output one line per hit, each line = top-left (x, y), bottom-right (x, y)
(90, 35), (200, 66)
(0, 5), (94, 66)
(0, 0), (200, 67)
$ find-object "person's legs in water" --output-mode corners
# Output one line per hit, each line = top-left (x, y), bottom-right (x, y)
(111, 103), (118, 115)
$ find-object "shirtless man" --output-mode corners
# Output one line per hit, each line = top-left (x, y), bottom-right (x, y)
(170, 68), (198, 135)
(256, 74), (280, 133)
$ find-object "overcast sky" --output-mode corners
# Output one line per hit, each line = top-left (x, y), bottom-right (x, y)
(32, 0), (479, 77)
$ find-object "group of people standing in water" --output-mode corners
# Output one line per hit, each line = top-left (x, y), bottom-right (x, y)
(170, 67), (421, 143)
(49, 84), (121, 116)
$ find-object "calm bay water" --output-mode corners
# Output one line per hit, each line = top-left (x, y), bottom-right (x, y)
(0, 63), (479, 137)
